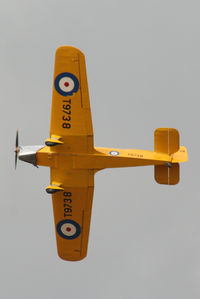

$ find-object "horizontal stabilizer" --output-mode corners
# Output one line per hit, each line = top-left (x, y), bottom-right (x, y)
(155, 163), (179, 185)
(154, 128), (179, 154)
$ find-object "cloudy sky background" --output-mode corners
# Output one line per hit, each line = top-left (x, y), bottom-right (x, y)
(0, 0), (199, 298)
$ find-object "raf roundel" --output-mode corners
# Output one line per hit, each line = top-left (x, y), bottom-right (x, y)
(109, 151), (119, 156)
(55, 72), (79, 96)
(57, 219), (81, 240)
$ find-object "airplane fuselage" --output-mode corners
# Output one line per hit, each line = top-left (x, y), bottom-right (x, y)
(19, 145), (187, 170)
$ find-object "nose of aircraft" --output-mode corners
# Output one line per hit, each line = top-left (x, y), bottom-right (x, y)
(18, 145), (44, 167)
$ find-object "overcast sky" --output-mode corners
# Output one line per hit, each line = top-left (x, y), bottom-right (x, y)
(0, 0), (199, 298)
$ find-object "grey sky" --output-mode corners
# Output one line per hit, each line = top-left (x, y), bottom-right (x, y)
(0, 0), (199, 298)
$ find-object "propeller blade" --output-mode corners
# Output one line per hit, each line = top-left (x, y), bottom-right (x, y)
(15, 152), (18, 170)
(15, 130), (19, 170)
(16, 130), (18, 148)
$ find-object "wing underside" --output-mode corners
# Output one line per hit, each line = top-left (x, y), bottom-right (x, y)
(50, 46), (94, 153)
(49, 46), (95, 261)
(50, 168), (94, 261)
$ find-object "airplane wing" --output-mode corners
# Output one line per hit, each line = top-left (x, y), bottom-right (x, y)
(50, 168), (94, 261)
(50, 46), (93, 153)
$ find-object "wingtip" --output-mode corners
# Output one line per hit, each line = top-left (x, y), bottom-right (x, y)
(55, 46), (84, 57)
(57, 250), (87, 262)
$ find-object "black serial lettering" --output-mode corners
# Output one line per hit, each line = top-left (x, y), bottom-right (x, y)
(128, 153), (143, 158)
(63, 191), (72, 217)
(62, 99), (72, 129)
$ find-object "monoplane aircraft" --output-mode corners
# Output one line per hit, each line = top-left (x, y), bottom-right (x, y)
(15, 46), (188, 261)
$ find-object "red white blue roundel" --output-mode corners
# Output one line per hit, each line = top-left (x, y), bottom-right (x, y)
(109, 151), (119, 156)
(55, 72), (79, 96)
(57, 219), (81, 240)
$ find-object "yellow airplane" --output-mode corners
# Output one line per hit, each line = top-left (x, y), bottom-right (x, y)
(15, 46), (188, 261)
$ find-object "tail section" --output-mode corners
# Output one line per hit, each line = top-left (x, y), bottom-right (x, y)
(154, 128), (181, 185)
(172, 146), (188, 163)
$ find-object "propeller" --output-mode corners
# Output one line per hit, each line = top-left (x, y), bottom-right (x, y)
(14, 130), (19, 169)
